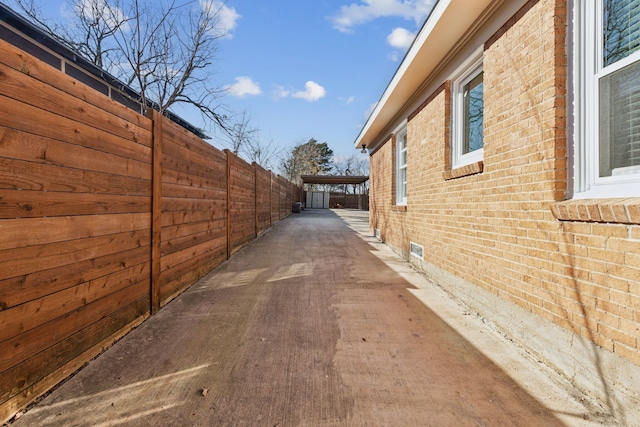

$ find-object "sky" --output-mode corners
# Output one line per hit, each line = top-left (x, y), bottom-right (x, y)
(3, 0), (437, 160)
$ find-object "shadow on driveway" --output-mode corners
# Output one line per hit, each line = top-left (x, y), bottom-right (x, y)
(12, 209), (611, 426)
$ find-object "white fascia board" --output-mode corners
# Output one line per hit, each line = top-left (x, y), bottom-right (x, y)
(354, 0), (495, 150)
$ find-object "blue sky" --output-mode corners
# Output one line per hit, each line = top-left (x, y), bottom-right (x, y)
(4, 0), (436, 158)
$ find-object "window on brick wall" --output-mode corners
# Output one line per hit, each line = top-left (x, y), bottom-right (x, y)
(451, 48), (484, 168)
(396, 129), (408, 205)
(574, 0), (640, 198)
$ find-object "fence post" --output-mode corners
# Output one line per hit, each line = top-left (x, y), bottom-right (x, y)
(225, 149), (231, 259)
(253, 163), (258, 238)
(150, 110), (163, 314)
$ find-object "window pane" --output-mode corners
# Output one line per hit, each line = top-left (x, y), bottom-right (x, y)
(463, 72), (484, 154)
(396, 132), (407, 203)
(400, 134), (407, 150)
(604, 0), (640, 66)
(600, 59), (640, 176)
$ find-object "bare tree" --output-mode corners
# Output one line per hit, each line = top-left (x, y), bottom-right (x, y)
(333, 154), (369, 194)
(14, 0), (232, 132)
(14, 0), (124, 67)
(242, 135), (282, 171)
(226, 110), (258, 155)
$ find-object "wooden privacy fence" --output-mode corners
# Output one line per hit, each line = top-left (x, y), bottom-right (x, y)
(0, 37), (301, 421)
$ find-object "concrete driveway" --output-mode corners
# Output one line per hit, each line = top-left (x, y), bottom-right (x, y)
(10, 209), (617, 426)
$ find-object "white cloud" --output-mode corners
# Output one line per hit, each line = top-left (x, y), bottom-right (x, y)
(273, 81), (327, 102)
(272, 85), (291, 99)
(331, 0), (435, 33)
(201, 0), (241, 38)
(292, 81), (327, 102)
(339, 96), (356, 105)
(225, 76), (261, 97)
(387, 27), (415, 49)
(366, 102), (378, 118)
(63, 0), (130, 32)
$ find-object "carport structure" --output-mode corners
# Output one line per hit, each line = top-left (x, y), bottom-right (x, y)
(300, 175), (369, 210)
(300, 175), (369, 187)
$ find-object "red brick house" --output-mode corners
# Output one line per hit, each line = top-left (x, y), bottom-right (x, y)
(356, 0), (640, 422)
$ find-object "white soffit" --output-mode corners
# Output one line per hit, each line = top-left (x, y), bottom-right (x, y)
(355, 0), (495, 149)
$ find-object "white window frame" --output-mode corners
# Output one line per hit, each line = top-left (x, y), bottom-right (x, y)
(573, 0), (640, 198)
(451, 47), (484, 168)
(395, 127), (408, 205)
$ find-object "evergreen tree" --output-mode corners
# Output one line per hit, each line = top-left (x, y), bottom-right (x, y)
(281, 138), (334, 185)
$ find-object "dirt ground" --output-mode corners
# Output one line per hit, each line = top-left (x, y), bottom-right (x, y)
(10, 209), (620, 426)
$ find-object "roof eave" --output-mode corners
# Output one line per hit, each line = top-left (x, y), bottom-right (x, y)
(354, 0), (495, 150)
(301, 175), (369, 185)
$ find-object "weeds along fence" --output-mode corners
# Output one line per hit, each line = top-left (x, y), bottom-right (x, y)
(0, 37), (301, 421)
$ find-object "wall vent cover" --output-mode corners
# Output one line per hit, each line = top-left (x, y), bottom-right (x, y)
(410, 242), (424, 259)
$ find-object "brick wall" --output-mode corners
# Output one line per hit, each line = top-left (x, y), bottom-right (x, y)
(368, 0), (640, 371)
